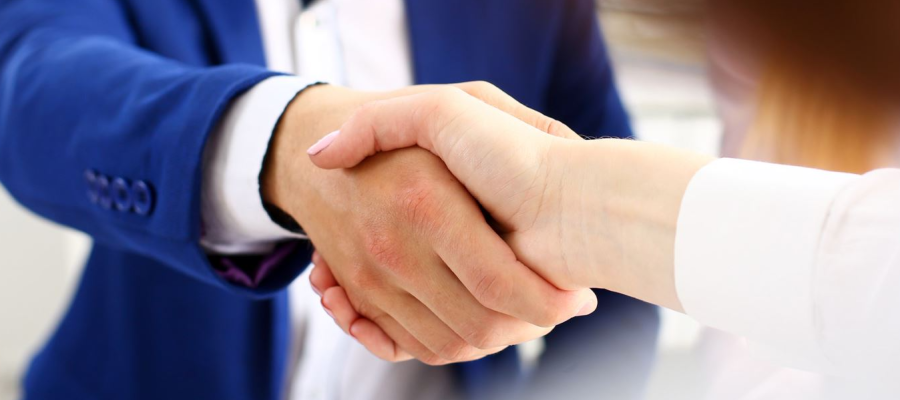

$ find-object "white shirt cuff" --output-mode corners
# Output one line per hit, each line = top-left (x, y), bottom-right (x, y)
(674, 158), (858, 367)
(201, 76), (319, 255)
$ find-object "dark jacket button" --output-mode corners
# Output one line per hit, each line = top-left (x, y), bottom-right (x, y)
(96, 175), (112, 209)
(111, 178), (132, 212)
(131, 180), (154, 216)
(85, 170), (99, 204)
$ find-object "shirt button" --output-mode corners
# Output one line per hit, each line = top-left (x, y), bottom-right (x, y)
(96, 175), (112, 209)
(111, 178), (133, 212)
(131, 180), (154, 216)
(84, 170), (99, 204)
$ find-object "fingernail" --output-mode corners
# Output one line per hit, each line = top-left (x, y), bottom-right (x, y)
(576, 302), (595, 317)
(324, 307), (335, 319)
(307, 130), (340, 155)
(311, 284), (322, 297)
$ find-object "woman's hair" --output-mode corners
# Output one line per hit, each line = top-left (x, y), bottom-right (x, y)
(721, 0), (900, 173)
(740, 55), (899, 173)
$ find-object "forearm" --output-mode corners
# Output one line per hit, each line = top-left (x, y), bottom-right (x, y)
(560, 139), (713, 311)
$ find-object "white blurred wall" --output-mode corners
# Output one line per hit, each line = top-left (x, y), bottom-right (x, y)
(0, 189), (89, 400)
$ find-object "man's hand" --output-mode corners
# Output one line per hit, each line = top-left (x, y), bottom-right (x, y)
(263, 84), (597, 364)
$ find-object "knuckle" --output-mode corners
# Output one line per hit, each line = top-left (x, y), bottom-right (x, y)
(471, 271), (510, 312)
(393, 178), (441, 231)
(350, 101), (380, 123)
(460, 80), (497, 96)
(342, 101), (378, 136)
(462, 317), (503, 349)
(368, 311), (391, 325)
(427, 87), (469, 117)
(347, 296), (374, 318)
(437, 338), (472, 362)
(343, 269), (384, 307)
(423, 87), (474, 137)
(377, 353), (402, 363)
(533, 306), (567, 328)
(420, 353), (447, 366)
(432, 86), (468, 103)
(473, 80), (498, 91)
(535, 293), (579, 327)
(362, 230), (406, 274)
(542, 118), (570, 138)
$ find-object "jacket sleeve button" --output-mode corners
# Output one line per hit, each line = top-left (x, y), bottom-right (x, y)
(96, 175), (112, 209)
(84, 170), (99, 204)
(111, 178), (133, 212)
(131, 180), (154, 216)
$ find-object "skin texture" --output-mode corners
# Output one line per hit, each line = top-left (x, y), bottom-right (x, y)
(264, 83), (597, 364)
(306, 86), (714, 361)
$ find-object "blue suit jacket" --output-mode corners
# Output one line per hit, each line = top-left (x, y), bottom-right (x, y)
(0, 0), (659, 399)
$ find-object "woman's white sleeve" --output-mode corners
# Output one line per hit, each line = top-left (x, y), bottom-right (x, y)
(674, 158), (900, 378)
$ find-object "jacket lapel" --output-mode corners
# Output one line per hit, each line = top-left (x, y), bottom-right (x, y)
(192, 0), (268, 66)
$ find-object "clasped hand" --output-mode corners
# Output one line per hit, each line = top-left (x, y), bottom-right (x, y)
(263, 83), (596, 365)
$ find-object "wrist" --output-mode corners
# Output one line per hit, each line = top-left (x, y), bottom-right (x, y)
(260, 85), (362, 229)
(569, 139), (711, 310)
(552, 139), (616, 288)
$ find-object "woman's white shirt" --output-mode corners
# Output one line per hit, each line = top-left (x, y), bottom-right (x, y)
(675, 158), (900, 380)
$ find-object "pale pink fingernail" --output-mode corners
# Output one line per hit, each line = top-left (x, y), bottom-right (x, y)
(307, 130), (340, 155)
(324, 307), (335, 319)
(576, 302), (595, 317)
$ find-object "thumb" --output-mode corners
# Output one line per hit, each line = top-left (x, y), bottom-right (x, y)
(307, 87), (558, 231)
(305, 90), (440, 170)
(307, 87), (564, 170)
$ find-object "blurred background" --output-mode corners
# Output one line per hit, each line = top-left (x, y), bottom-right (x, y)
(0, 1), (753, 399)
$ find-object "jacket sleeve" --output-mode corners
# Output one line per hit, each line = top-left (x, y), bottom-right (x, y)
(544, 0), (634, 139)
(0, 0), (309, 298)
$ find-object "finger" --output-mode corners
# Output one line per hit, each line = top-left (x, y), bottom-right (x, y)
(452, 81), (580, 140)
(388, 82), (579, 140)
(432, 195), (598, 328)
(318, 234), (534, 355)
(395, 244), (556, 349)
(321, 286), (360, 335)
(383, 293), (501, 365)
(308, 87), (555, 171)
(408, 267), (557, 349)
(321, 287), (412, 362)
(349, 319), (413, 362)
(309, 252), (339, 296)
(369, 311), (449, 365)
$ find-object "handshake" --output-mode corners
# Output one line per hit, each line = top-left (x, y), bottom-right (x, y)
(262, 82), (693, 365)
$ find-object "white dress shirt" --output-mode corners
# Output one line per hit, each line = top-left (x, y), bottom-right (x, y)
(675, 158), (900, 396)
(201, 1), (456, 399)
